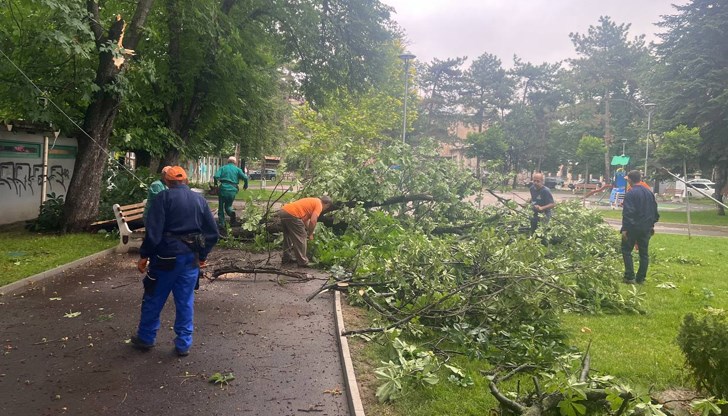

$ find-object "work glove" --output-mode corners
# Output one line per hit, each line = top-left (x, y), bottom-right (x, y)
(243, 184), (248, 190)
(137, 258), (149, 273)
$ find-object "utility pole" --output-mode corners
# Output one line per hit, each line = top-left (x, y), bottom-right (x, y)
(399, 53), (416, 144)
(644, 103), (656, 177)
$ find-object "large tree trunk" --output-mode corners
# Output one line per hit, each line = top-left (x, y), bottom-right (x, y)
(63, 1), (154, 231)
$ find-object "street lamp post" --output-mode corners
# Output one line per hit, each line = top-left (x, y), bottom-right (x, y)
(621, 138), (627, 155)
(644, 103), (656, 177)
(399, 53), (416, 144)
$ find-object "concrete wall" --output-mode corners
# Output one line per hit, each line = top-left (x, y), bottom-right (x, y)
(0, 129), (77, 225)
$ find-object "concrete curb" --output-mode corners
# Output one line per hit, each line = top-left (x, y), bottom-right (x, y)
(0, 247), (117, 296)
(334, 290), (366, 416)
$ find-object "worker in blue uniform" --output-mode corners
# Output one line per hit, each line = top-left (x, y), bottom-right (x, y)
(131, 166), (219, 357)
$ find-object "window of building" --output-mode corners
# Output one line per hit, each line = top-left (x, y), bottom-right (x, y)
(0, 140), (41, 158)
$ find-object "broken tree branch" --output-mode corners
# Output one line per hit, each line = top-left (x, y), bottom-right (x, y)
(210, 266), (314, 282)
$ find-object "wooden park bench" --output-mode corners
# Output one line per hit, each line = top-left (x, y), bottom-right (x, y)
(661, 188), (683, 202)
(573, 183), (600, 193)
(112, 200), (146, 253)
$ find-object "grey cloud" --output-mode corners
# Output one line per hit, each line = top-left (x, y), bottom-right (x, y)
(385, 0), (687, 66)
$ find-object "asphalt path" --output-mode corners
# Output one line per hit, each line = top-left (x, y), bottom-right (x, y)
(0, 249), (349, 416)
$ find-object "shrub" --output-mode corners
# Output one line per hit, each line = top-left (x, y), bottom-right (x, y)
(97, 163), (155, 221)
(677, 308), (728, 398)
(26, 193), (65, 232)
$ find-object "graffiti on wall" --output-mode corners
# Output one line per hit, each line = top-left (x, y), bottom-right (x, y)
(0, 162), (70, 197)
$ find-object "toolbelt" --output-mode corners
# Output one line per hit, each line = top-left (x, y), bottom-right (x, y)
(165, 232), (206, 258)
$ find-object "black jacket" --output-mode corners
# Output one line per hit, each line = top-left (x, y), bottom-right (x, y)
(621, 184), (659, 233)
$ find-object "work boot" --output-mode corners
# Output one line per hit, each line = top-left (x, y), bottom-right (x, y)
(130, 336), (154, 351)
(229, 211), (238, 227)
(175, 347), (189, 357)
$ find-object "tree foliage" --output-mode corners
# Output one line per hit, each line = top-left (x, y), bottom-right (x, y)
(677, 307), (728, 399)
(653, 0), (728, 213)
(414, 57), (465, 140)
(567, 16), (651, 180)
(656, 125), (702, 171)
(576, 135), (607, 179)
(460, 52), (514, 133)
(0, 0), (399, 230)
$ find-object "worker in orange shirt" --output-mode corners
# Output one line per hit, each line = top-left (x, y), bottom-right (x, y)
(278, 196), (333, 267)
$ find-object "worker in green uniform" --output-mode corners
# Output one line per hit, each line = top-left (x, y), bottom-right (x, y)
(213, 156), (249, 229)
(143, 166), (172, 225)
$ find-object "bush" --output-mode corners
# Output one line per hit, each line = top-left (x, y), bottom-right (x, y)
(26, 193), (65, 232)
(97, 163), (155, 221)
(677, 308), (728, 398)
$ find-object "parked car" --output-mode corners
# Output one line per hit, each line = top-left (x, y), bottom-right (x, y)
(568, 179), (602, 190)
(522, 176), (565, 189)
(685, 179), (715, 197)
(544, 176), (565, 189)
(249, 168), (277, 180)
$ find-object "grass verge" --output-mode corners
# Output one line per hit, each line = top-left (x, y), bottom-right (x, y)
(344, 233), (728, 414)
(599, 208), (728, 226)
(562, 233), (728, 389)
(235, 188), (296, 202)
(0, 227), (117, 287)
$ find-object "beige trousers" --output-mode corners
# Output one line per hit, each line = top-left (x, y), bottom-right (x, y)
(279, 210), (308, 265)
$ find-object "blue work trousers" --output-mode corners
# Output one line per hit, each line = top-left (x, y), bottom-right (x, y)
(621, 229), (651, 282)
(136, 253), (198, 352)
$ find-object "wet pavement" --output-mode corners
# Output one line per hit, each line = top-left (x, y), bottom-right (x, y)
(0, 249), (349, 416)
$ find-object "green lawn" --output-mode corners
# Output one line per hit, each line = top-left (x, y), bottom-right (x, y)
(562, 234), (728, 389)
(0, 228), (117, 287)
(236, 188), (296, 202)
(599, 208), (728, 226)
(350, 233), (728, 414)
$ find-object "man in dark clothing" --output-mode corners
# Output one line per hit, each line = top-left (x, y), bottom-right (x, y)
(621, 170), (660, 284)
(529, 173), (556, 233)
(131, 166), (219, 356)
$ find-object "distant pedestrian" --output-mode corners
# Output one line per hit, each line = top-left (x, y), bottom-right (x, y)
(621, 170), (659, 284)
(213, 156), (249, 230)
(278, 196), (333, 267)
(529, 172), (556, 233)
(143, 166), (171, 224)
(132, 166), (219, 356)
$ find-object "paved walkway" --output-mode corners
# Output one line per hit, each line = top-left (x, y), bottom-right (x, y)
(0, 249), (352, 416)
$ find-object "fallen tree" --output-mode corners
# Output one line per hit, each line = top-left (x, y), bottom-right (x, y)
(239, 141), (644, 404)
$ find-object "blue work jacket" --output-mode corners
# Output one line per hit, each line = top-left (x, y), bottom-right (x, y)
(140, 184), (219, 261)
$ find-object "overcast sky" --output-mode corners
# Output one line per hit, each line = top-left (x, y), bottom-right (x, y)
(381, 0), (688, 66)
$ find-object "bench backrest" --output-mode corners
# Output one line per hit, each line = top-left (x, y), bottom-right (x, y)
(112, 201), (146, 233)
